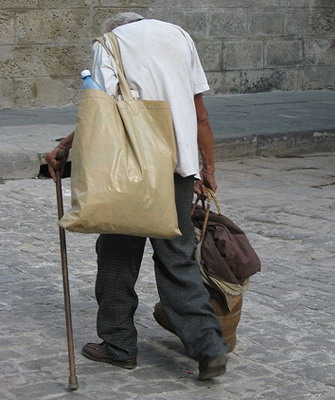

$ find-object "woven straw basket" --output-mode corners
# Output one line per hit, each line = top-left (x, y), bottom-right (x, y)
(207, 287), (243, 352)
(153, 289), (242, 353)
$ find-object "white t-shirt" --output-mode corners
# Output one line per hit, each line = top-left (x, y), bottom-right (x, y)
(91, 19), (210, 178)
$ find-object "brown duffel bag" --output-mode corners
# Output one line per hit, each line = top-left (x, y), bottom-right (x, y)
(153, 190), (260, 353)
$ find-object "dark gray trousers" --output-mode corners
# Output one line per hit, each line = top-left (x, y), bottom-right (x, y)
(95, 174), (228, 362)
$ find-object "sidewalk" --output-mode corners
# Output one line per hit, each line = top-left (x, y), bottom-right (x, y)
(0, 90), (334, 179)
(0, 91), (334, 398)
(0, 153), (334, 399)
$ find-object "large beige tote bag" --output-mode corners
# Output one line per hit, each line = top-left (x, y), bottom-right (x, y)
(60, 33), (181, 238)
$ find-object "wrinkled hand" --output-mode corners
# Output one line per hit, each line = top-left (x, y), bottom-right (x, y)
(44, 146), (69, 183)
(194, 169), (218, 198)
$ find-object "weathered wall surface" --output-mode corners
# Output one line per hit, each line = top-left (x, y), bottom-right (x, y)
(0, 0), (334, 108)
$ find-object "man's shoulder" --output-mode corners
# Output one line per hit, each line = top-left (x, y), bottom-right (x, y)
(146, 19), (191, 36)
(115, 18), (191, 39)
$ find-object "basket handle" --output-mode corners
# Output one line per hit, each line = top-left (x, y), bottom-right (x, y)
(192, 189), (222, 239)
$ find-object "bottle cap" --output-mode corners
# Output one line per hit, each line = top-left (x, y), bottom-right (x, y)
(81, 69), (91, 78)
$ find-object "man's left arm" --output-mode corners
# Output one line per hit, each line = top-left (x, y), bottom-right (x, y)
(194, 93), (218, 197)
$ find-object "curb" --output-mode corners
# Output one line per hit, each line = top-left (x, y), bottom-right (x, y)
(1, 130), (335, 180)
(0, 151), (41, 180)
(214, 130), (335, 160)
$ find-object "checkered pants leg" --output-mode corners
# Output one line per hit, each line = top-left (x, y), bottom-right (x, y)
(95, 174), (227, 361)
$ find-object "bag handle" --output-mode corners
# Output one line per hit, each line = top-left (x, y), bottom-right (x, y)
(95, 33), (134, 101)
(192, 189), (222, 239)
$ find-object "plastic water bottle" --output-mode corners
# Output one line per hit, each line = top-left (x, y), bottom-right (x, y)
(81, 69), (103, 91)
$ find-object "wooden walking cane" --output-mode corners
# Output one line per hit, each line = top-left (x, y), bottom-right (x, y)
(55, 150), (79, 391)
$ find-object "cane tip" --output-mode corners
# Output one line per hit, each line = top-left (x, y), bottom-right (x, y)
(68, 375), (79, 391)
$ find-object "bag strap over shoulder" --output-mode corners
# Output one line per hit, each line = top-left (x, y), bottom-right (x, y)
(95, 33), (133, 101)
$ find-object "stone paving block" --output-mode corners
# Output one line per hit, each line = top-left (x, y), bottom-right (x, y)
(214, 137), (257, 160)
(206, 72), (224, 95)
(210, 9), (248, 37)
(0, 77), (14, 108)
(311, 8), (335, 34)
(221, 70), (242, 94)
(303, 66), (335, 90)
(249, 379), (333, 400)
(265, 40), (303, 68)
(181, 10), (209, 39)
(9, 381), (72, 399)
(223, 41), (263, 70)
(19, 357), (63, 372)
(79, 371), (138, 399)
(39, 0), (92, 8)
(0, 11), (14, 45)
(134, 396), (170, 400)
(283, 9), (312, 35)
(0, 0), (38, 7)
(0, 395), (11, 400)
(122, 381), (190, 396)
(249, 12), (284, 36)
(41, 45), (91, 76)
(44, 395), (93, 400)
(310, 0), (335, 6)
(0, 151), (40, 179)
(16, 9), (93, 43)
(304, 38), (335, 66)
(239, 68), (302, 93)
(273, 371), (335, 396)
(13, 77), (81, 108)
(0, 349), (22, 360)
(294, 132), (335, 154)
(0, 45), (43, 79)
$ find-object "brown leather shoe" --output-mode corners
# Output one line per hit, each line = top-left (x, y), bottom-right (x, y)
(81, 342), (137, 369)
(198, 354), (227, 380)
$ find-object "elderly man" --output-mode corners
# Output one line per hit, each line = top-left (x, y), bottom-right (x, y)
(46, 12), (228, 380)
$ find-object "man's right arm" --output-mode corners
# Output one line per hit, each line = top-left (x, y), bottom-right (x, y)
(45, 131), (75, 182)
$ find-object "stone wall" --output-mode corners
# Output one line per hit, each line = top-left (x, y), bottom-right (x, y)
(0, 0), (334, 108)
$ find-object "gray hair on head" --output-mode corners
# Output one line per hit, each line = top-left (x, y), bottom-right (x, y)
(101, 12), (144, 33)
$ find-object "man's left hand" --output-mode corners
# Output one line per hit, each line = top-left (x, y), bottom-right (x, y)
(194, 169), (218, 198)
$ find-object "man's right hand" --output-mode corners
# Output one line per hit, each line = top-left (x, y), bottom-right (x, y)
(45, 146), (69, 182)
(45, 131), (75, 182)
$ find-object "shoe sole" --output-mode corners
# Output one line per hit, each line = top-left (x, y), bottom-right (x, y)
(81, 348), (137, 369)
(154, 311), (227, 380)
(199, 354), (227, 380)
(198, 363), (226, 380)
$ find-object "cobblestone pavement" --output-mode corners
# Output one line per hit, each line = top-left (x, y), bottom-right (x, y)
(1, 154), (334, 400)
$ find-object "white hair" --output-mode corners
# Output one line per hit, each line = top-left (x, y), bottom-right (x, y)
(101, 12), (144, 34)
